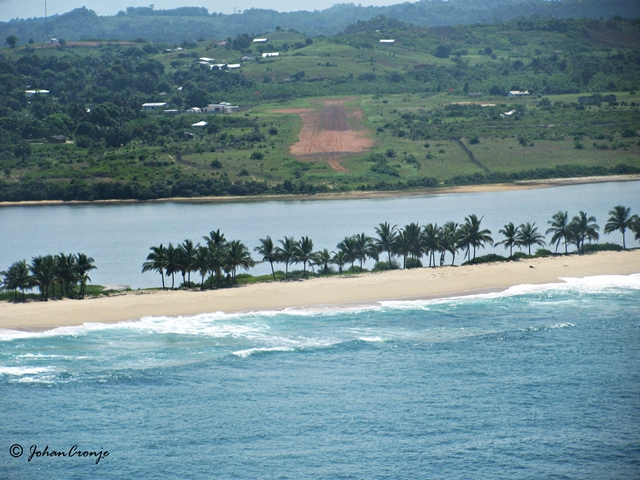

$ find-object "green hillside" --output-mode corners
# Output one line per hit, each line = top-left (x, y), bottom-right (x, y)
(0, 16), (639, 201)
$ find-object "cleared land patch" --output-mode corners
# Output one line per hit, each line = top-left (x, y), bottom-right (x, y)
(273, 98), (375, 172)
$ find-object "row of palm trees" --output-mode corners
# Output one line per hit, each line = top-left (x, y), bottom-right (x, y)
(142, 230), (255, 289)
(0, 253), (97, 301)
(142, 205), (638, 289)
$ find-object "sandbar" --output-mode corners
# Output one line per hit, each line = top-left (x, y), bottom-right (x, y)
(1, 250), (639, 330)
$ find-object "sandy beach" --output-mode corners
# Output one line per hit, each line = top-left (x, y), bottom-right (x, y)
(1, 249), (638, 330)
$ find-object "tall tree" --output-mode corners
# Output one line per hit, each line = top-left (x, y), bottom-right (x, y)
(460, 214), (493, 260)
(337, 236), (358, 270)
(568, 211), (599, 253)
(225, 240), (254, 284)
(353, 233), (377, 269)
(75, 253), (97, 298)
(516, 222), (546, 256)
(142, 244), (168, 289)
(441, 221), (460, 266)
(30, 255), (55, 300)
(546, 211), (570, 253)
(165, 243), (180, 289)
(293, 236), (314, 278)
(331, 250), (347, 274)
(276, 236), (296, 279)
(374, 222), (397, 266)
(311, 248), (334, 275)
(1, 260), (32, 301)
(55, 253), (77, 298)
(254, 236), (278, 280)
(497, 222), (519, 257)
(421, 223), (441, 267)
(604, 205), (636, 249)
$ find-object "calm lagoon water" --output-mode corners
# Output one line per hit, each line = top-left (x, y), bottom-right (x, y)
(1, 276), (639, 478)
(1, 181), (639, 288)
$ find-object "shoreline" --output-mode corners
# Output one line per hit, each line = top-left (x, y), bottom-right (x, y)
(1, 250), (638, 331)
(0, 174), (638, 207)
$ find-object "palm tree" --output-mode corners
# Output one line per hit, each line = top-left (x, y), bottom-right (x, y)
(195, 245), (211, 288)
(332, 250), (347, 274)
(461, 214), (493, 260)
(206, 243), (225, 289)
(178, 239), (198, 285)
(225, 240), (255, 284)
(293, 236), (314, 278)
(604, 205), (636, 249)
(421, 223), (441, 267)
(204, 229), (227, 249)
(353, 233), (377, 269)
(441, 221), (460, 266)
(254, 236), (278, 280)
(165, 243), (180, 289)
(569, 211), (599, 253)
(55, 253), (77, 298)
(1, 260), (33, 301)
(631, 216), (640, 245)
(311, 249), (334, 275)
(516, 222), (546, 256)
(75, 253), (97, 298)
(337, 236), (358, 270)
(393, 229), (412, 269)
(497, 222), (519, 257)
(276, 236), (296, 279)
(30, 255), (56, 300)
(142, 244), (168, 289)
(374, 222), (398, 267)
(403, 223), (423, 263)
(546, 211), (570, 253)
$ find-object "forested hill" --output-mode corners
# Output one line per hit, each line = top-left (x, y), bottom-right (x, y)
(2, 0), (640, 44)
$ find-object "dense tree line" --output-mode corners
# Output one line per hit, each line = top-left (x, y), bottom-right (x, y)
(141, 205), (640, 289)
(1, 252), (96, 301)
(2, 0), (639, 43)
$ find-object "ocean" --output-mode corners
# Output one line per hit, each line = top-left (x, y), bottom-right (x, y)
(1, 274), (639, 478)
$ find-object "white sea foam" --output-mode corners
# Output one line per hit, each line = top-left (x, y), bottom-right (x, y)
(232, 346), (295, 358)
(1, 274), (636, 342)
(0, 366), (55, 376)
(380, 274), (640, 310)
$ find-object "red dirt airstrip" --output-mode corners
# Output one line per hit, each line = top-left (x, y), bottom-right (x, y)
(273, 98), (374, 172)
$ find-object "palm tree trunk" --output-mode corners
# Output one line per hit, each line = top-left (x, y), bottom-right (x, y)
(161, 272), (165, 290)
(270, 261), (275, 280)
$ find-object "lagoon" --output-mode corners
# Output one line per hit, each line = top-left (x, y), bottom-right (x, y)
(2, 181), (639, 289)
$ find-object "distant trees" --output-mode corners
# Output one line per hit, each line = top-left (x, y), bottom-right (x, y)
(1, 253), (96, 301)
(6, 35), (17, 48)
(604, 205), (637, 250)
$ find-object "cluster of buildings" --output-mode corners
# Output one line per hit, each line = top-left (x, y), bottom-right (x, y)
(141, 102), (239, 114)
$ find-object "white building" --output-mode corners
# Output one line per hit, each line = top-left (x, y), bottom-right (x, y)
(253, 38), (268, 43)
(203, 102), (239, 114)
(185, 107), (202, 114)
(379, 39), (395, 44)
(508, 90), (530, 97)
(227, 64), (241, 69)
(192, 121), (208, 127)
(199, 57), (215, 62)
(25, 89), (50, 97)
(262, 52), (280, 58)
(141, 102), (167, 111)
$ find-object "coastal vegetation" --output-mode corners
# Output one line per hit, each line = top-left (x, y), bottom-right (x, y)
(0, 252), (96, 301)
(2, 204), (638, 300)
(1, 15), (639, 202)
(135, 205), (638, 290)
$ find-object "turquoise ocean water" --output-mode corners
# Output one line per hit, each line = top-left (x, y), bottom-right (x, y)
(1, 274), (639, 478)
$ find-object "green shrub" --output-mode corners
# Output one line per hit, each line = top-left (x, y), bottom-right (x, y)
(372, 260), (400, 271)
(405, 257), (423, 269)
(582, 242), (623, 252)
(462, 253), (508, 265)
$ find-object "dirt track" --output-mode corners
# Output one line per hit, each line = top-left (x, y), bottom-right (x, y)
(274, 98), (374, 171)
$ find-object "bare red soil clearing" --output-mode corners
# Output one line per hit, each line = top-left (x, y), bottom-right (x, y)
(273, 98), (374, 171)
